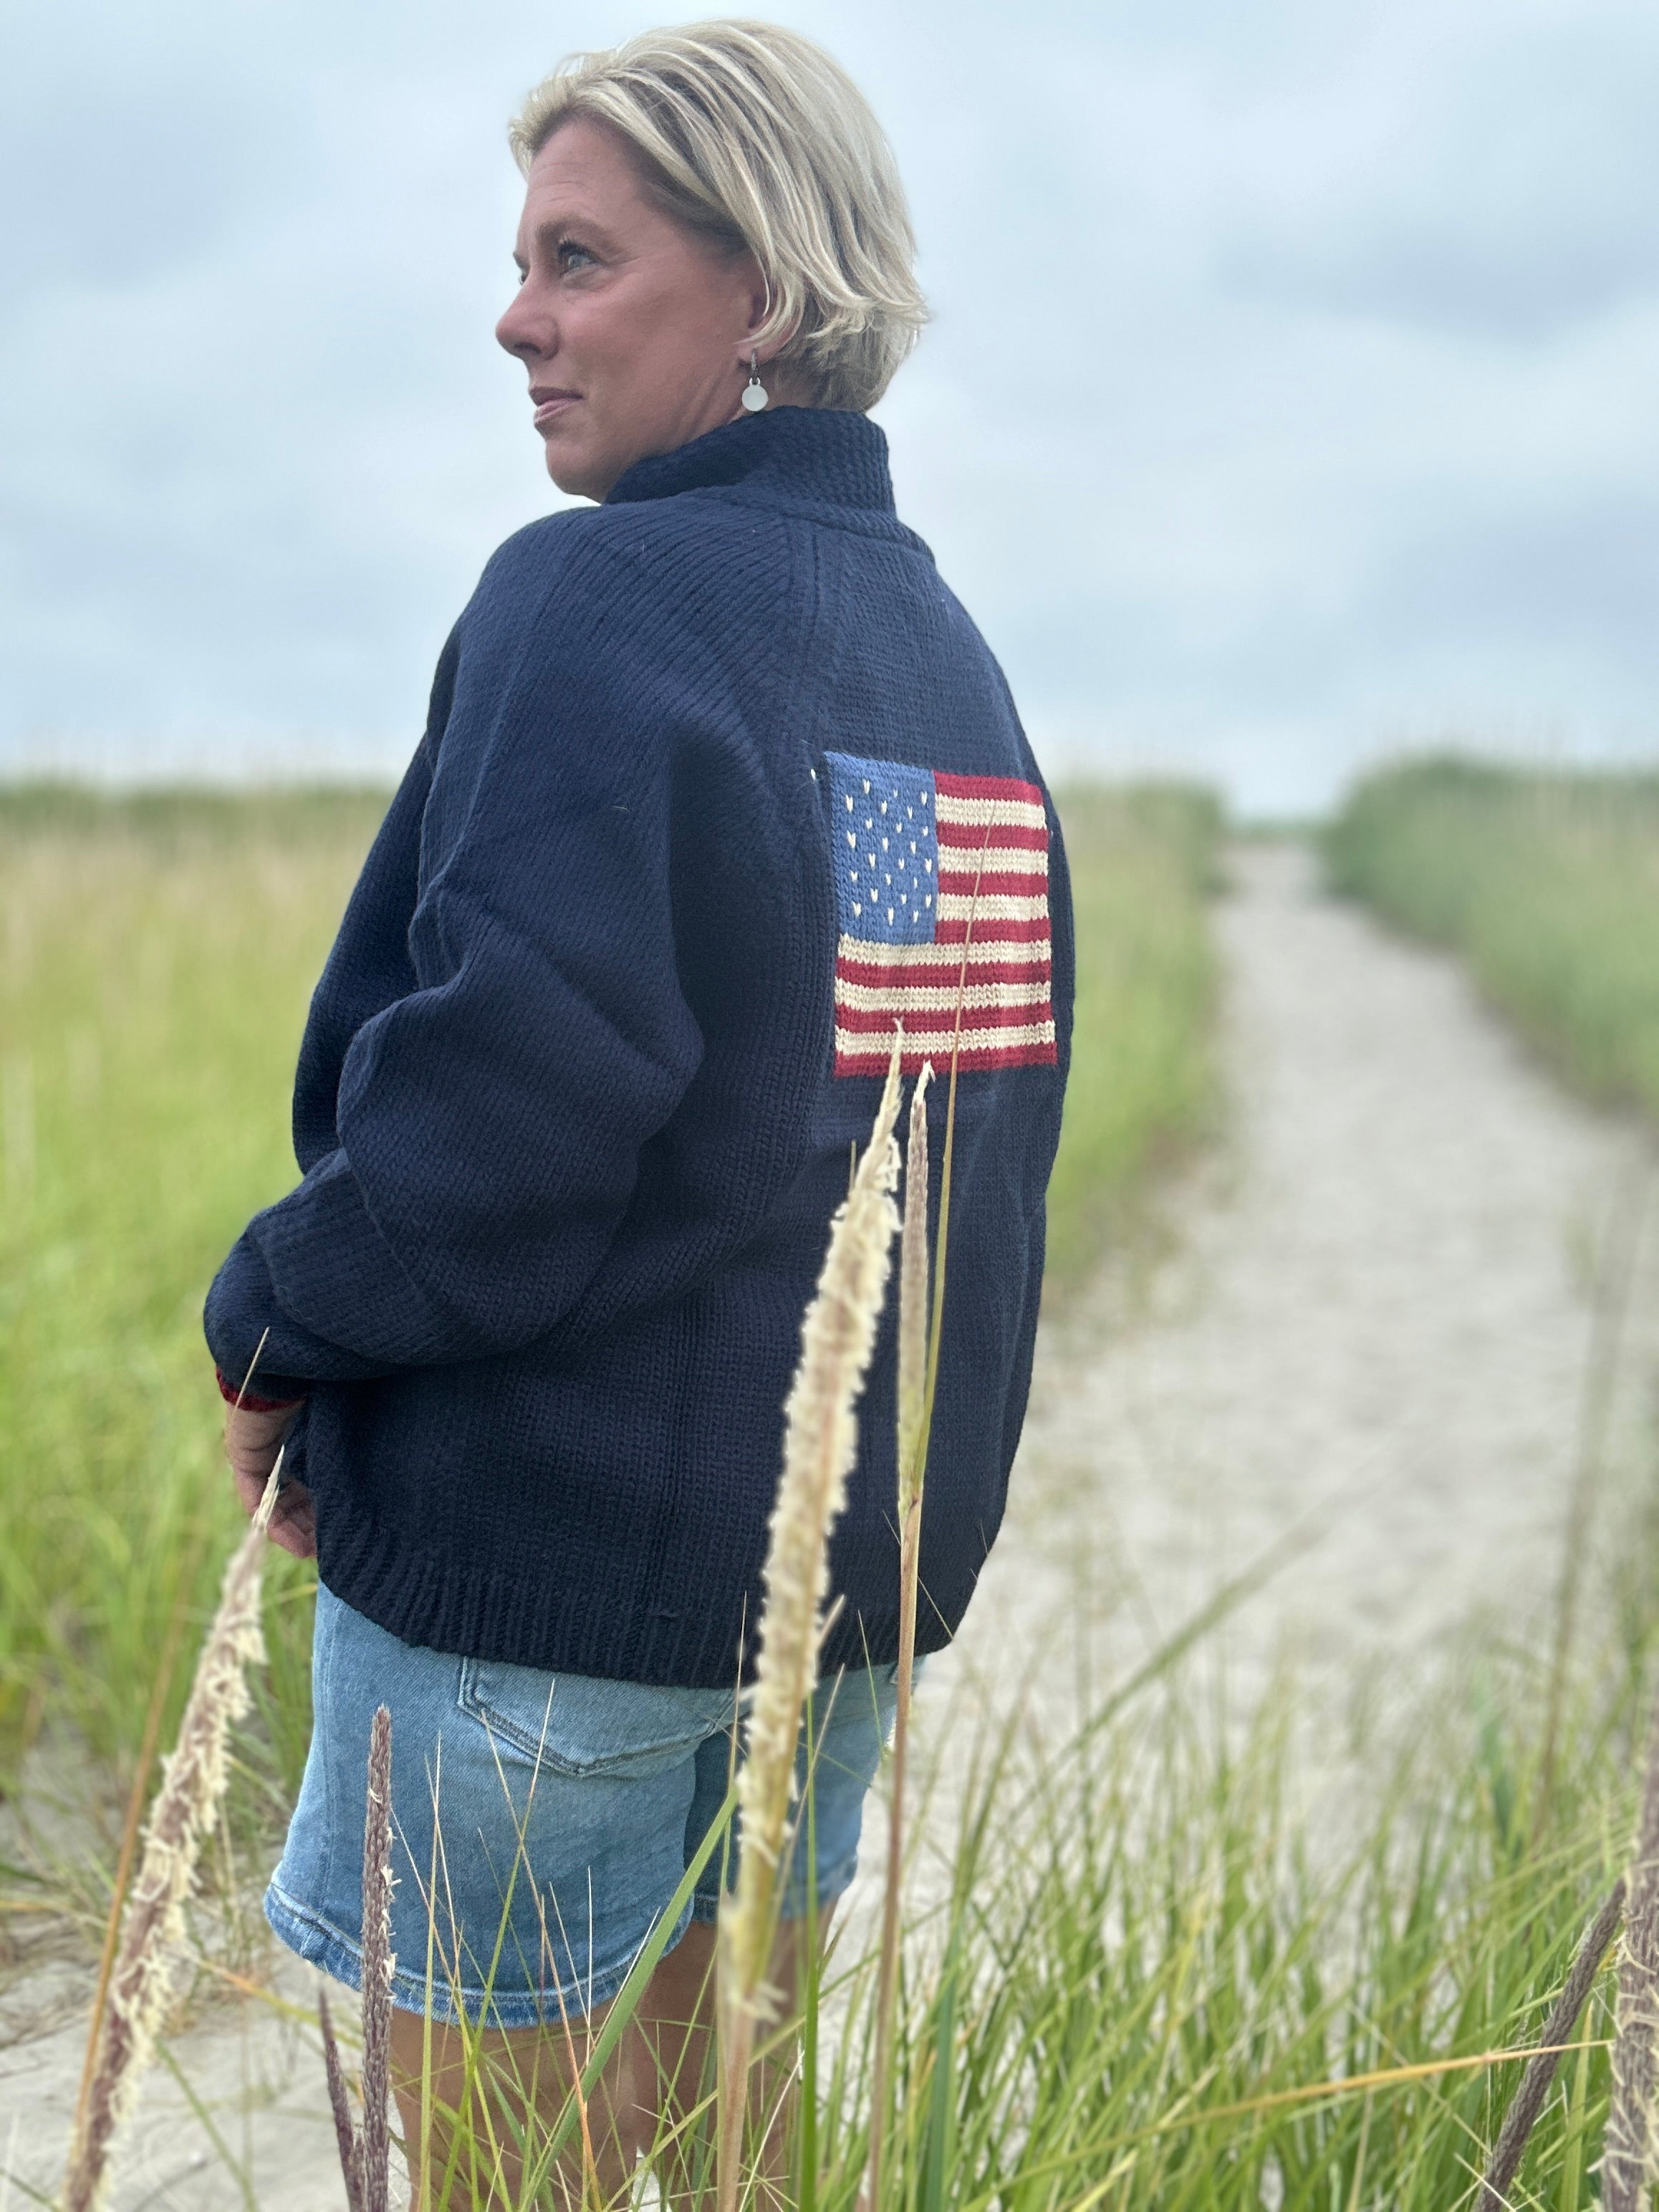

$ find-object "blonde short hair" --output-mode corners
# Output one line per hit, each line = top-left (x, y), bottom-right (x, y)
(508, 20), (928, 413)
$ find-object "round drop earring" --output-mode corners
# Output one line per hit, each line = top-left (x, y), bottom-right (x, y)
(741, 355), (769, 413)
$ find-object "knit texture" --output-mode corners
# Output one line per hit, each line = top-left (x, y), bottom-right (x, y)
(205, 407), (1073, 1685)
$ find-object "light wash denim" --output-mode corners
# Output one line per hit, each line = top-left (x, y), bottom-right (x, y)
(265, 1585), (900, 2027)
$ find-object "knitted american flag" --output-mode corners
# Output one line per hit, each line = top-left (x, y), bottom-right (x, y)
(826, 750), (1057, 1077)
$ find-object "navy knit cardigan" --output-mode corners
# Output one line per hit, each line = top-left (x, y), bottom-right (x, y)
(206, 406), (1073, 1686)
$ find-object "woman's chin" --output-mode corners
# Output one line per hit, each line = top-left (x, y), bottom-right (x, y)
(541, 426), (620, 503)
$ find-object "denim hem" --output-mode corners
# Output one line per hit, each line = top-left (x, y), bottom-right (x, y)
(688, 1852), (860, 1927)
(264, 1878), (671, 2028)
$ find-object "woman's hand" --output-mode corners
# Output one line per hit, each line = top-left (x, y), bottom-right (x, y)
(224, 1399), (316, 1560)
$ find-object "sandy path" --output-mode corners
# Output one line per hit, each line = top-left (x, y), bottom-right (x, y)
(6, 842), (1655, 2207)
(934, 841), (1657, 1736)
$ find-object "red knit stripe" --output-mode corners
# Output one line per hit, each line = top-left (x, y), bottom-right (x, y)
(933, 872), (1047, 900)
(934, 916), (1052, 944)
(834, 998), (1051, 1036)
(933, 770), (1045, 807)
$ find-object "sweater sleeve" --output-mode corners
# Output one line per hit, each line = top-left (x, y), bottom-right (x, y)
(204, 537), (706, 1387)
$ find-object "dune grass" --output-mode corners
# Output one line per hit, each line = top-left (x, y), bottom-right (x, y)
(805, 1628), (1640, 2212)
(1326, 756), (1659, 1119)
(284, 1550), (1656, 2212)
(1046, 784), (1223, 1285)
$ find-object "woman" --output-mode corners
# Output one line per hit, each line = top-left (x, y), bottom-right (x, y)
(207, 18), (1072, 2191)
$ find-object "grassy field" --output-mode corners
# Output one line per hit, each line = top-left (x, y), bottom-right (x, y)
(3, 776), (1655, 2205)
(0, 787), (390, 1817)
(1327, 756), (1659, 1118)
(0, 778), (1220, 1817)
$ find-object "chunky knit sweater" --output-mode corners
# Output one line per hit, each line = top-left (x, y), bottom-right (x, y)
(205, 406), (1073, 1685)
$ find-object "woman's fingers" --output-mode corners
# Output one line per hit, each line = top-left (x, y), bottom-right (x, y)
(231, 1466), (270, 1519)
(224, 1401), (302, 1486)
(223, 1399), (300, 1460)
(231, 1461), (317, 1556)
(225, 1399), (315, 1554)
(269, 1483), (319, 1560)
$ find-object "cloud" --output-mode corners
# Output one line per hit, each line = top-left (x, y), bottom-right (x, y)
(1213, 15), (1659, 343)
(2, 0), (1655, 809)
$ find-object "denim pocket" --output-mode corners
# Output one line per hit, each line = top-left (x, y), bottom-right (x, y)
(457, 1658), (734, 1779)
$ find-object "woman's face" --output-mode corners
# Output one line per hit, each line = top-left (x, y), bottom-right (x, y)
(496, 118), (774, 501)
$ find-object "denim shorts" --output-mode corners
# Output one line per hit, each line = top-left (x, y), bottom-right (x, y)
(265, 1585), (900, 2028)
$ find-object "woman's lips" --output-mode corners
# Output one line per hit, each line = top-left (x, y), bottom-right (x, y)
(532, 391), (580, 429)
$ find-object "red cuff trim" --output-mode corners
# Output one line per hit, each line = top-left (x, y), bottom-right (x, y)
(216, 1369), (307, 1414)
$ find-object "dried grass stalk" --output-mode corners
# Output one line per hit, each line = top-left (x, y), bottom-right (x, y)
(319, 1704), (395, 2212)
(895, 1067), (933, 1516)
(360, 1703), (394, 2212)
(62, 1463), (280, 2212)
(319, 1986), (367, 2212)
(1479, 1879), (1624, 2208)
(1603, 1686), (1659, 2212)
(717, 1037), (905, 2212)
(866, 1066), (933, 2212)
(70, 1547), (201, 2148)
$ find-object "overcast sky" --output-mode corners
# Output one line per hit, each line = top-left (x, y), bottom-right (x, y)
(4, 0), (1655, 811)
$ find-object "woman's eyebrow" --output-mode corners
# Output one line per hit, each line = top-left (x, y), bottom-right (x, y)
(532, 216), (615, 259)
(514, 205), (625, 272)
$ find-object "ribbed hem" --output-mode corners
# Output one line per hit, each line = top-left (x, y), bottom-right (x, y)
(315, 1509), (968, 1689)
(690, 1849), (860, 1925)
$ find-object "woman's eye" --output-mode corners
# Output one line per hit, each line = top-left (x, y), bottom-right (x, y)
(558, 240), (597, 272)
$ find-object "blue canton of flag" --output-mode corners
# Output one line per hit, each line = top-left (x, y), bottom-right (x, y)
(827, 753), (939, 940)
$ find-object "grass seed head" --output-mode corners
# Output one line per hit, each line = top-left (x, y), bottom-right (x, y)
(63, 1468), (277, 2212)
(358, 1703), (394, 2212)
(1604, 1687), (1659, 2212)
(717, 1037), (903, 2212)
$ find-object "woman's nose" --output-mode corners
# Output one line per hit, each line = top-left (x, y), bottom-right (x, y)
(496, 290), (546, 361)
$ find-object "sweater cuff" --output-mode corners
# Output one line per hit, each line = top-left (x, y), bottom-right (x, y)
(216, 1367), (308, 1414)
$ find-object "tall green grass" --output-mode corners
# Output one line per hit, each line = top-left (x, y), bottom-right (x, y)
(811, 1632), (1638, 2212)
(0, 787), (388, 1816)
(1047, 784), (1223, 1284)
(1326, 757), (1659, 1117)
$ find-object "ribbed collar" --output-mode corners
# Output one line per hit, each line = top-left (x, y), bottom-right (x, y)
(606, 405), (895, 514)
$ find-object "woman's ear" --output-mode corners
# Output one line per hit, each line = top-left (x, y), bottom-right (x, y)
(741, 314), (802, 372)
(731, 250), (799, 362)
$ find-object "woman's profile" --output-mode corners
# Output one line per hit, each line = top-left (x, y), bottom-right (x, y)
(204, 18), (1072, 2195)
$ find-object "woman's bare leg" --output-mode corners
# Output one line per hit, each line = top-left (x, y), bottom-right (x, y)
(388, 1908), (835, 2207)
(390, 1996), (640, 2211)
(638, 1906), (840, 2206)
